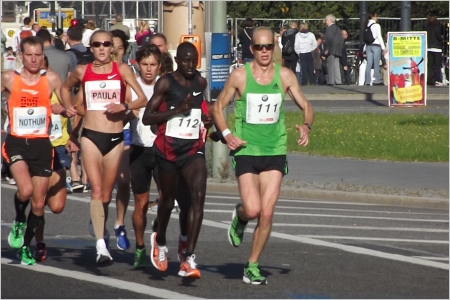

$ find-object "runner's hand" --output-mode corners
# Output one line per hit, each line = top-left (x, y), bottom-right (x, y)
(105, 103), (126, 114)
(66, 137), (80, 153)
(64, 105), (78, 118)
(176, 94), (193, 114)
(201, 113), (213, 129)
(51, 103), (65, 114)
(225, 134), (247, 151)
(296, 124), (310, 147)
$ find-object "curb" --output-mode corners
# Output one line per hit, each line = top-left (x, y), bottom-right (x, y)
(303, 94), (449, 101)
(205, 182), (449, 210)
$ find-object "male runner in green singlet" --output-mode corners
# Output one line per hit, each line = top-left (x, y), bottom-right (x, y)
(212, 26), (314, 285)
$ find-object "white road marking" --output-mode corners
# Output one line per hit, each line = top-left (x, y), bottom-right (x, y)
(202, 209), (448, 223)
(239, 223), (450, 233)
(204, 202), (449, 216)
(412, 256), (449, 261)
(295, 235), (448, 244)
(1, 258), (201, 299)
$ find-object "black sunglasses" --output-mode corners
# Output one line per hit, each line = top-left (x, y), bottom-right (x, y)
(91, 41), (113, 48)
(252, 44), (275, 51)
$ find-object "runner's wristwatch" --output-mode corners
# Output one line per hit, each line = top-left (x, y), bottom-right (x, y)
(304, 123), (312, 131)
(123, 103), (129, 111)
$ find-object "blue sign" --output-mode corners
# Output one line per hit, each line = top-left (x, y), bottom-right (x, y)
(40, 12), (67, 19)
(209, 33), (231, 101)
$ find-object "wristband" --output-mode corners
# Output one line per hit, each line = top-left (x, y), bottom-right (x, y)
(303, 123), (312, 131)
(222, 128), (231, 138)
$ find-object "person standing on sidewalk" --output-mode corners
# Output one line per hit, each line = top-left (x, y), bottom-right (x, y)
(426, 12), (444, 86)
(363, 13), (386, 86)
(238, 18), (255, 64)
(281, 21), (299, 73)
(324, 14), (344, 85)
(294, 22), (317, 85)
(212, 27), (314, 285)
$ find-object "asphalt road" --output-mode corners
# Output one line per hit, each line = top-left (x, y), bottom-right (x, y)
(2, 184), (448, 299)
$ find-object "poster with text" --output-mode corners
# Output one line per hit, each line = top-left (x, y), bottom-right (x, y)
(388, 32), (427, 107)
(209, 33), (231, 101)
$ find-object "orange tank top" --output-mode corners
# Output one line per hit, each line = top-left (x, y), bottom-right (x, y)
(6, 70), (52, 138)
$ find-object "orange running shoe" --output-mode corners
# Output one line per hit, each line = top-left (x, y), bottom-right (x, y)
(150, 232), (168, 271)
(178, 254), (201, 278)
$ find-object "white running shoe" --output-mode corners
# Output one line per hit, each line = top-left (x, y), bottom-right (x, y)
(96, 239), (112, 264)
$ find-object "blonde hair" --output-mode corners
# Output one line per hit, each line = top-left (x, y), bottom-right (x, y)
(138, 20), (149, 32)
(85, 20), (96, 30)
(289, 21), (298, 29)
(299, 23), (309, 31)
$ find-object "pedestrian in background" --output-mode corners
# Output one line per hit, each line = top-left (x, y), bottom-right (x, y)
(313, 35), (324, 85)
(282, 21), (299, 73)
(426, 12), (444, 86)
(54, 28), (68, 51)
(363, 13), (385, 86)
(238, 18), (254, 64)
(295, 22), (317, 85)
(135, 20), (152, 46)
(340, 29), (351, 85)
(324, 14), (344, 85)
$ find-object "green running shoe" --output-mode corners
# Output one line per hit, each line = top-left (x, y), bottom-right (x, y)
(243, 262), (267, 285)
(20, 246), (36, 265)
(8, 221), (25, 249)
(228, 204), (246, 247)
(133, 248), (148, 269)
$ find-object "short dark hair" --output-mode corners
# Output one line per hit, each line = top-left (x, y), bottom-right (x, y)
(136, 44), (162, 64)
(23, 17), (31, 26)
(67, 25), (84, 41)
(36, 28), (52, 43)
(55, 28), (64, 37)
(149, 33), (168, 44)
(6, 46), (13, 51)
(242, 18), (253, 28)
(20, 36), (44, 53)
(111, 29), (129, 52)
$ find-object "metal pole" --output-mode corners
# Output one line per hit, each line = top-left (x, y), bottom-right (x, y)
(58, 2), (62, 29)
(400, 1), (411, 31)
(157, 1), (163, 33)
(188, 1), (193, 35)
(82, 0), (85, 19)
(211, 1), (228, 179)
(359, 1), (367, 48)
(51, 1), (56, 32)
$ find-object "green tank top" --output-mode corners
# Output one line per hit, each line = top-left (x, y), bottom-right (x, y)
(232, 63), (287, 156)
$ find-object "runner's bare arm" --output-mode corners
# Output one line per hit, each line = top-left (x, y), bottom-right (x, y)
(60, 65), (84, 110)
(142, 76), (188, 125)
(212, 68), (247, 150)
(281, 67), (314, 146)
(212, 67), (245, 132)
(74, 85), (85, 116)
(48, 71), (76, 118)
(1, 71), (14, 93)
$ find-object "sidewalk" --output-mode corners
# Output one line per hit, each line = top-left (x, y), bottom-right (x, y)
(292, 85), (449, 101)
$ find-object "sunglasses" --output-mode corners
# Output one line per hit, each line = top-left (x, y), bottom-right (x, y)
(91, 41), (113, 48)
(252, 44), (275, 51)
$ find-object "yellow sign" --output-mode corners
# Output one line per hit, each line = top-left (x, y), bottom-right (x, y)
(35, 8), (75, 29)
(7, 30), (15, 37)
(392, 36), (422, 57)
(392, 85), (423, 103)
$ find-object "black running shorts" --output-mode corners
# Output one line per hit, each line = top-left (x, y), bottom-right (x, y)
(129, 145), (157, 194)
(2, 135), (53, 177)
(232, 155), (288, 178)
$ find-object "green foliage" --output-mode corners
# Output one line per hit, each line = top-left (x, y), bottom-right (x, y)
(227, 1), (449, 19)
(227, 112), (449, 162)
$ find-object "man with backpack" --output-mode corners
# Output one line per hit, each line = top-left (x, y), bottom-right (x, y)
(66, 25), (93, 70)
(11, 17), (34, 53)
(281, 21), (299, 73)
(363, 13), (385, 86)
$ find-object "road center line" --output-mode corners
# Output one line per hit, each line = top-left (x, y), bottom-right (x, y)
(1, 258), (202, 299)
